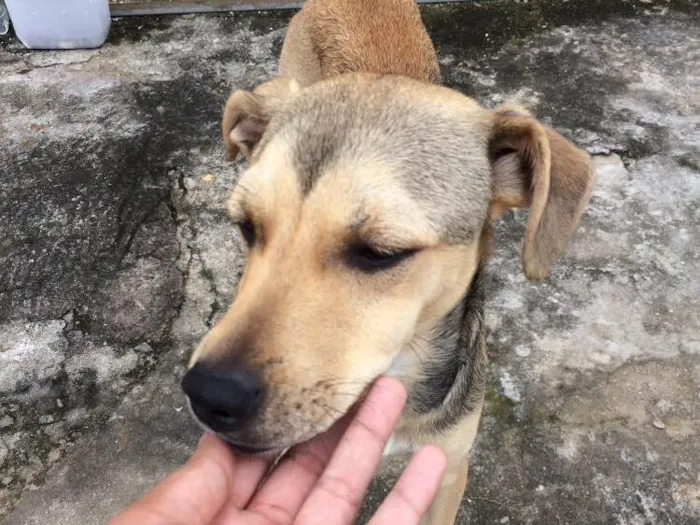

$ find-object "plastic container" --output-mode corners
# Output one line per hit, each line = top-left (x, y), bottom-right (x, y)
(5, 0), (110, 50)
(0, 1), (10, 36)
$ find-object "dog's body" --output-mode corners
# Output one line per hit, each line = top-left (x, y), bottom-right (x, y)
(183, 1), (595, 524)
(279, 0), (442, 86)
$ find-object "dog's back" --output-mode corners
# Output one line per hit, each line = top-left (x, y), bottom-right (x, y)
(279, 0), (441, 85)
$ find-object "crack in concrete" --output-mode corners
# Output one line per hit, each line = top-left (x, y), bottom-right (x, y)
(164, 166), (224, 330)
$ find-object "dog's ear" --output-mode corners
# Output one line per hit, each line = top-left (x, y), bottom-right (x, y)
(222, 77), (301, 161)
(488, 106), (595, 281)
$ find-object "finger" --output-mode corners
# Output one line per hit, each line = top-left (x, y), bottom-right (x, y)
(206, 438), (276, 525)
(229, 454), (272, 508)
(294, 377), (407, 525)
(108, 433), (234, 525)
(212, 449), (289, 525)
(241, 412), (351, 525)
(368, 446), (447, 525)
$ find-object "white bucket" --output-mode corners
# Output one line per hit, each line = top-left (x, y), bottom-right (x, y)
(5, 0), (111, 50)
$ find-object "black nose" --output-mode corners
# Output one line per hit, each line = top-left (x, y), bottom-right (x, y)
(182, 363), (264, 433)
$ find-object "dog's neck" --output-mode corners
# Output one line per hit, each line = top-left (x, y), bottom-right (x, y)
(392, 266), (489, 436)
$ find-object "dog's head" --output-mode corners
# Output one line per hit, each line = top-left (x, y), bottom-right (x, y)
(182, 74), (594, 453)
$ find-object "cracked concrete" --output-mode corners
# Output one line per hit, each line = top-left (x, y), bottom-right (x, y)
(1, 0), (699, 523)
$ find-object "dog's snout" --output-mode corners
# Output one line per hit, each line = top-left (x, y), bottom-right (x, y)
(182, 362), (264, 432)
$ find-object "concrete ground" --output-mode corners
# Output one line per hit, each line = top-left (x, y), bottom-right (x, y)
(1, 0), (699, 523)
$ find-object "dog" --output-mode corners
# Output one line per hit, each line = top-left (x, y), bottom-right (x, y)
(182, 1), (595, 523)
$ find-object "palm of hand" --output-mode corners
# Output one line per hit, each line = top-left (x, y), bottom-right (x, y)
(109, 378), (446, 525)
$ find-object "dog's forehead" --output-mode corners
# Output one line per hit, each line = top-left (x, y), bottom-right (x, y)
(251, 76), (493, 243)
(237, 136), (434, 242)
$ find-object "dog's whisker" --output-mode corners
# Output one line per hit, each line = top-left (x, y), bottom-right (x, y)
(323, 405), (347, 419)
(317, 378), (371, 387)
(232, 181), (265, 206)
(413, 332), (435, 346)
(316, 403), (346, 421)
(303, 388), (359, 399)
(407, 340), (427, 367)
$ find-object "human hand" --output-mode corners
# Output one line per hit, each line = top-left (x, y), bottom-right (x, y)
(109, 377), (446, 525)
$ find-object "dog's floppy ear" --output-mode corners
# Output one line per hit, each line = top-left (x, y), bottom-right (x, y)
(488, 106), (595, 281)
(222, 76), (301, 161)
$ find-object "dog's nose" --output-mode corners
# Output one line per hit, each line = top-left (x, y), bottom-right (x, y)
(182, 362), (264, 432)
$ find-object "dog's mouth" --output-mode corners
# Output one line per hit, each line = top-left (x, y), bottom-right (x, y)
(219, 436), (286, 457)
(184, 378), (374, 458)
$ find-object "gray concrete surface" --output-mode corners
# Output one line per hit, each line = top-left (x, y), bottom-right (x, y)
(0, 0), (699, 523)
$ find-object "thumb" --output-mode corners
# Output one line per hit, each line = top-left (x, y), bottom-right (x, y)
(109, 433), (236, 525)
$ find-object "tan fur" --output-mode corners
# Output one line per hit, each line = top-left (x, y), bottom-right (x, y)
(385, 405), (483, 525)
(194, 131), (479, 447)
(423, 407), (482, 525)
(194, 2), (596, 524)
(279, 0), (441, 86)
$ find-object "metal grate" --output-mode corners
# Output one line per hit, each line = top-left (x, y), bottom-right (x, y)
(109, 0), (471, 16)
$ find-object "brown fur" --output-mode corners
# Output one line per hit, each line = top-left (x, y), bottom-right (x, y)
(280, 0), (442, 86)
(189, 2), (597, 524)
(489, 106), (595, 279)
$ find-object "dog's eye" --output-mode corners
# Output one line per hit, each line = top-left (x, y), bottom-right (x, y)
(346, 244), (418, 272)
(237, 219), (256, 247)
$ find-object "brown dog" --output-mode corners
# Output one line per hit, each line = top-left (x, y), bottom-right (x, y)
(182, 1), (595, 523)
